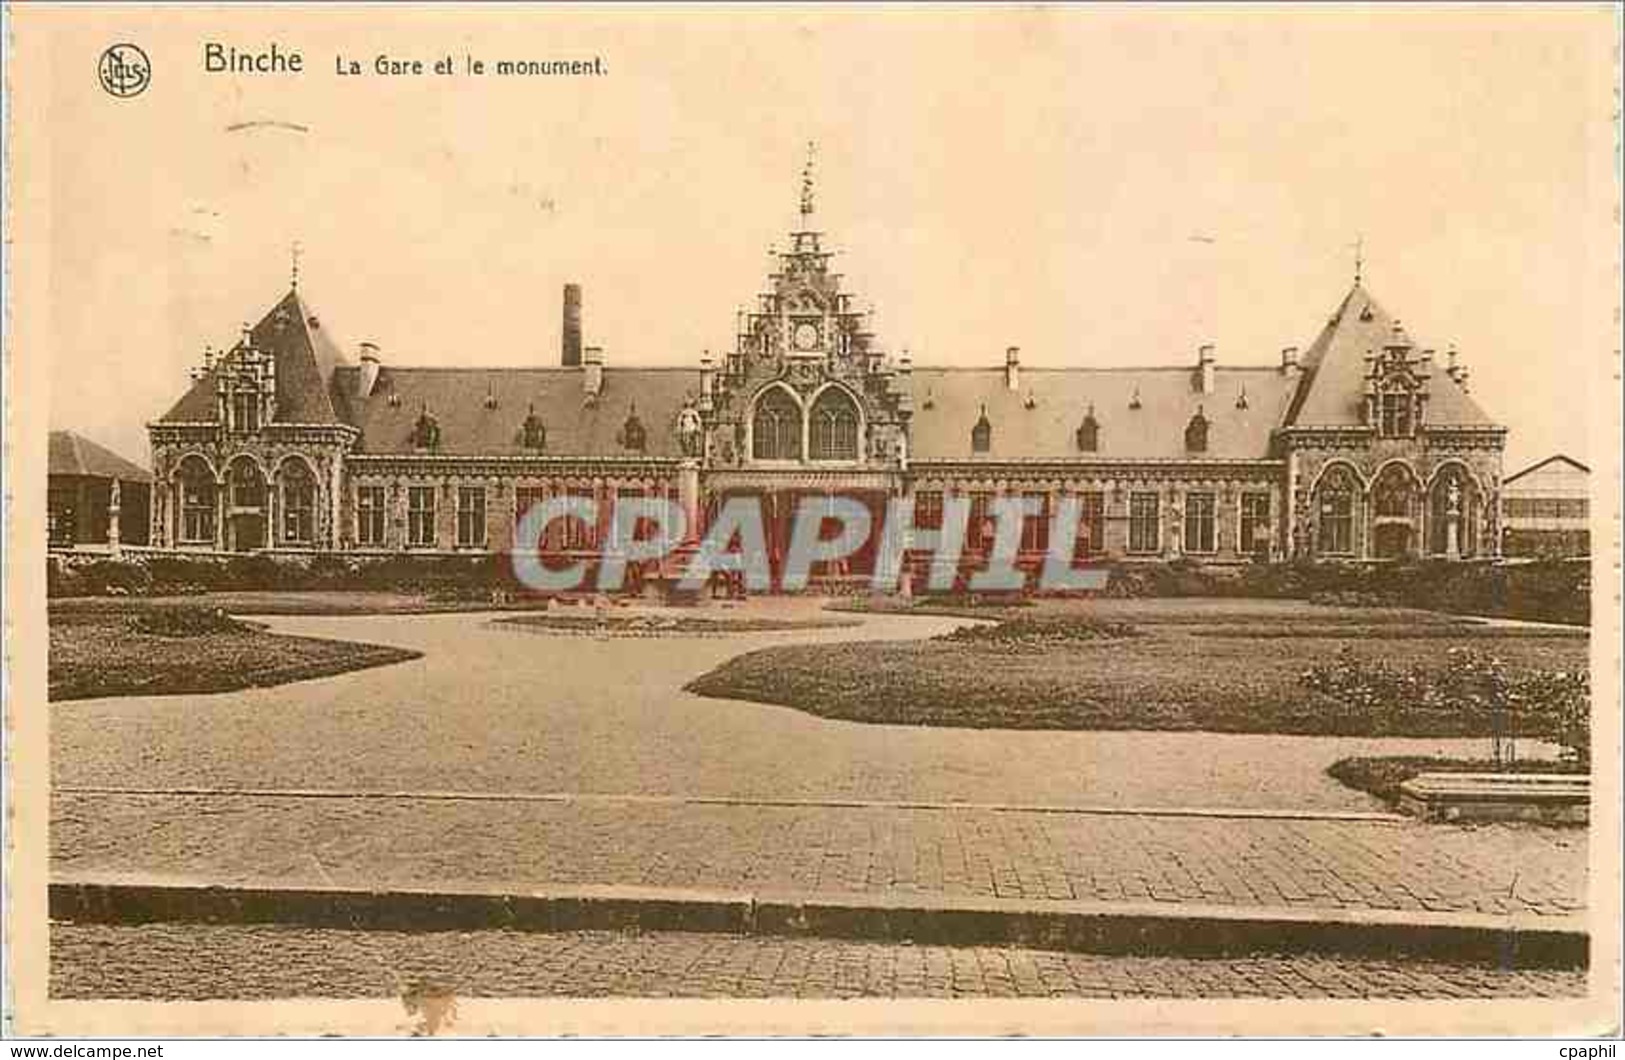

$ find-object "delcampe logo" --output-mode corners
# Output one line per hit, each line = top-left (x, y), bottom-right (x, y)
(98, 43), (151, 99)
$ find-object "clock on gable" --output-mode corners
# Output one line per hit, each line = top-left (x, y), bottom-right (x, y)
(792, 320), (821, 352)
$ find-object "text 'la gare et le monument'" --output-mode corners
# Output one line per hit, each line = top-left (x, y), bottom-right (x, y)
(202, 43), (607, 78)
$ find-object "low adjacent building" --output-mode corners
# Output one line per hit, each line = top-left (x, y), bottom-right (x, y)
(48, 430), (152, 550)
(1502, 454), (1589, 558)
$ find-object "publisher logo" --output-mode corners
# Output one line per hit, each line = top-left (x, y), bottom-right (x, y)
(98, 43), (151, 98)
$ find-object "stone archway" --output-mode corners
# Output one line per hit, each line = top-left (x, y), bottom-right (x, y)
(1370, 462), (1422, 560)
(225, 456), (268, 552)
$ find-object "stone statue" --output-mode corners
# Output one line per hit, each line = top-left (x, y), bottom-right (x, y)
(677, 404), (703, 459)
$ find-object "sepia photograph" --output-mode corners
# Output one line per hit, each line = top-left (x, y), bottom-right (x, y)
(4, 2), (1619, 1041)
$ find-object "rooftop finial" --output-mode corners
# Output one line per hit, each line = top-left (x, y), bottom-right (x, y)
(290, 240), (303, 291)
(799, 140), (816, 218)
(1351, 233), (1364, 287)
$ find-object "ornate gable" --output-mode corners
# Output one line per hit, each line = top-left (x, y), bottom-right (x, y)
(700, 146), (911, 468)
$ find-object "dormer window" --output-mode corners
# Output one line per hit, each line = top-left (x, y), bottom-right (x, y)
(971, 406), (992, 453)
(620, 405), (647, 453)
(1076, 408), (1099, 453)
(1379, 390), (1414, 438)
(229, 385), (260, 434)
(412, 407), (441, 451)
(521, 405), (546, 451)
(1184, 407), (1209, 453)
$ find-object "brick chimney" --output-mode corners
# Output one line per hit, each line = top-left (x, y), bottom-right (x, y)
(562, 283), (583, 367)
(1005, 346), (1020, 391)
(1280, 346), (1300, 375)
(358, 342), (381, 398)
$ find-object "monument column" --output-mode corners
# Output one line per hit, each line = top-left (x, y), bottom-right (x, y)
(107, 478), (122, 557)
(1445, 478), (1462, 560)
(678, 459), (701, 542)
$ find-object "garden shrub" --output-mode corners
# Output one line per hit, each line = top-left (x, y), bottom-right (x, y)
(129, 605), (245, 637)
(940, 614), (1139, 645)
(1302, 646), (1590, 766)
(73, 558), (152, 595)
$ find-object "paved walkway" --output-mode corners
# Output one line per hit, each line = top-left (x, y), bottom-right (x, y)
(55, 792), (1586, 917)
(50, 605), (1559, 812)
(52, 602), (1588, 932)
(51, 924), (1587, 1000)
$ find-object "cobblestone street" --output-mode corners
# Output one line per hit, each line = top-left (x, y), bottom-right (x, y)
(50, 924), (1588, 1000)
(50, 603), (1591, 1002)
(54, 791), (1586, 917)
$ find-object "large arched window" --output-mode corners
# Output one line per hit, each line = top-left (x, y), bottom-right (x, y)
(1371, 463), (1420, 559)
(752, 387), (802, 461)
(1314, 464), (1358, 556)
(176, 456), (217, 545)
(1372, 464), (1418, 518)
(280, 460), (317, 544)
(809, 388), (860, 461)
(228, 458), (266, 510)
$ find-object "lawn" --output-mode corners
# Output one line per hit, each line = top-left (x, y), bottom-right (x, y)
(48, 604), (422, 701)
(685, 598), (1589, 737)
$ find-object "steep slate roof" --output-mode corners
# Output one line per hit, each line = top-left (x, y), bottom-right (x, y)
(48, 430), (151, 482)
(155, 282), (1499, 462)
(905, 366), (1296, 461)
(158, 290), (351, 425)
(1283, 284), (1494, 428)
(339, 366), (702, 458)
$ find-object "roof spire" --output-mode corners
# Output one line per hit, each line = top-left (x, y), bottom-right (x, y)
(1351, 234), (1364, 287)
(799, 140), (816, 219)
(290, 240), (302, 291)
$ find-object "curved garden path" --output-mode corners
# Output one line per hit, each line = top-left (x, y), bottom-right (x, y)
(54, 600), (1541, 811)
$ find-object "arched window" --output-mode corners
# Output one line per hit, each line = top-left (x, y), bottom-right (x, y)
(971, 406), (992, 454)
(809, 388), (859, 461)
(228, 459), (266, 509)
(1185, 407), (1209, 453)
(176, 457), (217, 544)
(280, 460), (316, 544)
(1372, 465), (1417, 519)
(1076, 408), (1100, 453)
(1371, 464), (1420, 559)
(752, 388), (802, 461)
(1315, 465), (1358, 556)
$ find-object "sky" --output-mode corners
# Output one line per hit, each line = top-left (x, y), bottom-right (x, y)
(32, 5), (1617, 472)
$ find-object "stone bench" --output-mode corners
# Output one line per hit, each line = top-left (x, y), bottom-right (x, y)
(1397, 771), (1589, 825)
